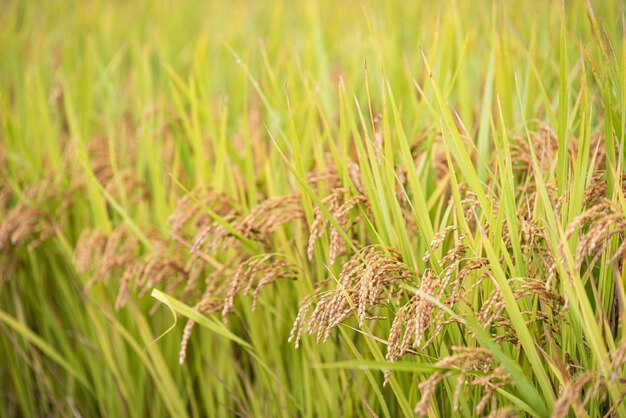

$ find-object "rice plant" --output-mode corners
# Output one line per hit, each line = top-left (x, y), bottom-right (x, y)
(1, 0), (626, 416)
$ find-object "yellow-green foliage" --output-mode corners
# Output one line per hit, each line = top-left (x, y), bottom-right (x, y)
(1, 0), (626, 416)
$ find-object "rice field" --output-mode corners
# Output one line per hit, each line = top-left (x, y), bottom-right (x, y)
(1, 0), (626, 416)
